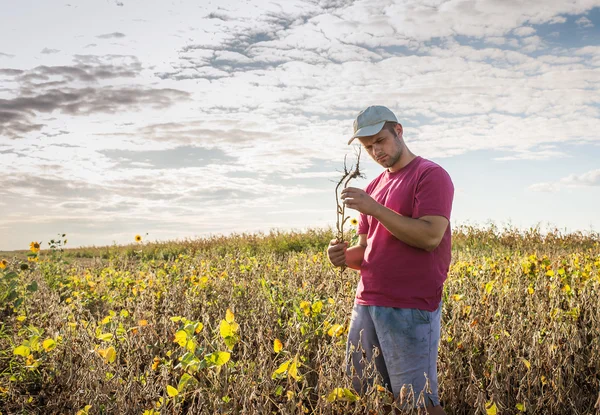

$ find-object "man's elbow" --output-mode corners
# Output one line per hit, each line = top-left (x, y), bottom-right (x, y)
(423, 236), (443, 252)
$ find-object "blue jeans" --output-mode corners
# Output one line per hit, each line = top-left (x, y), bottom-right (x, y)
(345, 302), (442, 408)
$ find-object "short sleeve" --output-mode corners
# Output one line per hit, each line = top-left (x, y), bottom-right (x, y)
(357, 212), (369, 235)
(413, 166), (454, 220)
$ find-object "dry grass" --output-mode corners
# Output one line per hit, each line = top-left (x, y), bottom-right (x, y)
(0, 226), (599, 414)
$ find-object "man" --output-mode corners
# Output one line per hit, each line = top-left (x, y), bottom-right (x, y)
(327, 105), (454, 414)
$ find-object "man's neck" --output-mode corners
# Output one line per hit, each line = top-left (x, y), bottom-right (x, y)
(389, 149), (417, 173)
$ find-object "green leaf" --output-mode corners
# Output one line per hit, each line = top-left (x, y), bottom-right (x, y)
(26, 281), (38, 292)
(205, 351), (230, 367)
(177, 373), (197, 391)
(223, 335), (237, 350)
(13, 345), (31, 357)
(177, 352), (201, 372)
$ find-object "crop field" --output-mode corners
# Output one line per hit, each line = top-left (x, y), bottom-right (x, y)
(0, 226), (599, 414)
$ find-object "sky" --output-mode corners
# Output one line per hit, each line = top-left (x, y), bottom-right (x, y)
(1, 0), (599, 251)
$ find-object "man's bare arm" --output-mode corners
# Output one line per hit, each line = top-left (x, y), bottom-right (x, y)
(345, 234), (367, 270)
(373, 205), (448, 251)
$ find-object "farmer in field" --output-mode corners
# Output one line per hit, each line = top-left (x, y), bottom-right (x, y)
(327, 105), (454, 414)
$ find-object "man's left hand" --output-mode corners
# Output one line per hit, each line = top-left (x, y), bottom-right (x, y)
(341, 187), (381, 216)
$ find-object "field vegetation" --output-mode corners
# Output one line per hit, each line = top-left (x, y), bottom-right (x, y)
(0, 225), (599, 414)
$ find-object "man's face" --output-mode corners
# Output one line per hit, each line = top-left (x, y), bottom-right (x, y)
(357, 126), (403, 170)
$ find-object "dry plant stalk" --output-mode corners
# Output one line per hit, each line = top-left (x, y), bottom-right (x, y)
(334, 147), (364, 272)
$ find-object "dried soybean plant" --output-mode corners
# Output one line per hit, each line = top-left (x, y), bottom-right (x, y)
(334, 147), (365, 268)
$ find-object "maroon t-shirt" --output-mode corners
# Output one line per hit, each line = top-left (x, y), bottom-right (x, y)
(356, 156), (454, 312)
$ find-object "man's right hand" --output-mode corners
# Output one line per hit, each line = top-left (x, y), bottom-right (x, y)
(327, 239), (348, 267)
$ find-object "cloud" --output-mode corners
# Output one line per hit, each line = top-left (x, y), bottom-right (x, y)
(530, 169), (600, 192)
(560, 169), (600, 187)
(0, 55), (189, 139)
(0, 52), (15, 58)
(41, 48), (60, 54)
(97, 32), (126, 39)
(527, 182), (560, 193)
(513, 26), (536, 37)
(575, 16), (594, 28)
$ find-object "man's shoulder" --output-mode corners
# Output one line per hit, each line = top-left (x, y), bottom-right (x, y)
(417, 157), (444, 171)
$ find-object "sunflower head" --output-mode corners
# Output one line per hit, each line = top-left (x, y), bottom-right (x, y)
(29, 241), (41, 253)
(350, 218), (359, 226)
(135, 235), (142, 243)
(0, 259), (7, 269)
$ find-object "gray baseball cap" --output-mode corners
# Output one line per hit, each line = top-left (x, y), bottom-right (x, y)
(348, 105), (398, 145)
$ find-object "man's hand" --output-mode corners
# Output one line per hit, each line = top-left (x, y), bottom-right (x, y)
(341, 187), (381, 216)
(327, 238), (348, 267)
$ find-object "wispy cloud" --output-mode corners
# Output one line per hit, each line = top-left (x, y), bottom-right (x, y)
(97, 32), (126, 39)
(0, 55), (189, 139)
(576, 16), (594, 28)
(41, 48), (60, 54)
(530, 169), (600, 192)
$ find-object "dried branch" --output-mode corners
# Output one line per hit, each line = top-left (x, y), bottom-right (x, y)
(334, 147), (365, 274)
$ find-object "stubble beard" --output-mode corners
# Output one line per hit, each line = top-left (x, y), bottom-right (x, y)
(382, 138), (403, 169)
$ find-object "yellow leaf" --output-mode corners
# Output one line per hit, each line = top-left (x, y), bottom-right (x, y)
(299, 301), (311, 316)
(226, 308), (235, 323)
(485, 281), (494, 294)
(105, 346), (116, 364)
(485, 401), (497, 415)
(97, 333), (113, 341)
(327, 324), (344, 337)
(220, 320), (233, 338)
(16, 315), (26, 322)
(451, 294), (463, 301)
(138, 320), (148, 327)
(272, 360), (290, 379)
(522, 358), (531, 370)
(166, 385), (178, 397)
(311, 301), (323, 314)
(42, 338), (56, 352)
(220, 320), (239, 339)
(75, 404), (92, 415)
(326, 388), (360, 403)
(13, 345), (31, 357)
(173, 330), (188, 347)
(288, 356), (300, 381)
(273, 338), (283, 353)
(516, 402), (525, 411)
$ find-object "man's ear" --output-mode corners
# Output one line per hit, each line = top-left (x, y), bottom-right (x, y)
(395, 123), (403, 137)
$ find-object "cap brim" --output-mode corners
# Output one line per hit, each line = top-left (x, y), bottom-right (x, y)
(347, 121), (385, 145)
